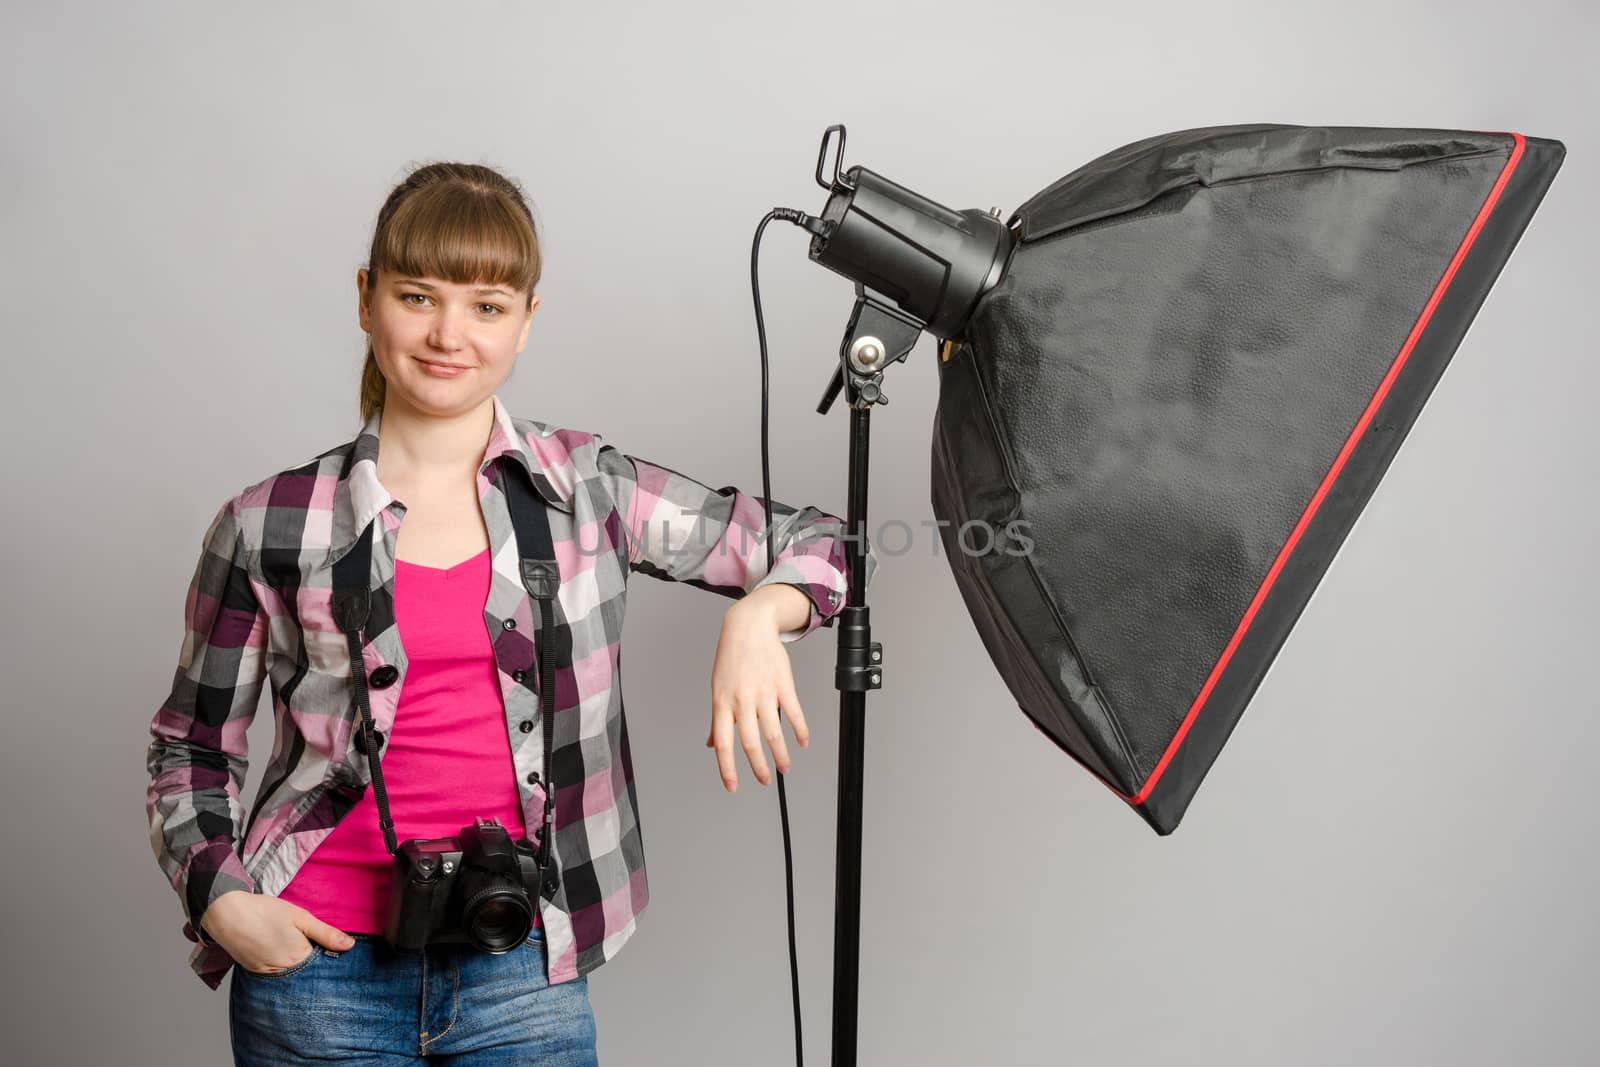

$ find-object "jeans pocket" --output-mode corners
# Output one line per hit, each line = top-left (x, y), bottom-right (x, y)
(238, 942), (324, 979)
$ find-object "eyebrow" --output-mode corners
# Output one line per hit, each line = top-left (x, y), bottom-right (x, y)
(394, 278), (516, 298)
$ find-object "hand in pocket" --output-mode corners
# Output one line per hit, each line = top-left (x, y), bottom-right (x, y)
(201, 890), (356, 974)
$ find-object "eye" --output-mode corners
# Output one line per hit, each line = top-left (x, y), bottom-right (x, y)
(397, 292), (503, 315)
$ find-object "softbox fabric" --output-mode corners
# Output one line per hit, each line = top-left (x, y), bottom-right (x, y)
(931, 125), (1563, 835)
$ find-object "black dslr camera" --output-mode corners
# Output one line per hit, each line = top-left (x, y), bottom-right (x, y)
(384, 817), (546, 952)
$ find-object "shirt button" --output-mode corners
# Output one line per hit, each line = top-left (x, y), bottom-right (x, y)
(526, 771), (540, 785)
(519, 720), (534, 733)
(369, 665), (400, 689)
(512, 670), (526, 683)
(503, 618), (517, 631)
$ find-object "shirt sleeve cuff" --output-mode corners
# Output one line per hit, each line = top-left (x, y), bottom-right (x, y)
(178, 844), (257, 946)
(752, 555), (846, 644)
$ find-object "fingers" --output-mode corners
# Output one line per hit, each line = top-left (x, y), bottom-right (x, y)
(323, 925), (357, 951)
(711, 698), (738, 792)
(711, 692), (811, 792)
(763, 702), (792, 778)
(778, 670), (808, 749)
(295, 908), (355, 950)
(737, 699), (774, 786)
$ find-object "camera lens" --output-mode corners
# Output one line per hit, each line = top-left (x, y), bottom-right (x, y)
(476, 896), (522, 937)
(454, 819), (534, 952)
(460, 877), (532, 952)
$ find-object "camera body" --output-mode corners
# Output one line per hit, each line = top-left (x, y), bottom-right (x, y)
(384, 817), (544, 953)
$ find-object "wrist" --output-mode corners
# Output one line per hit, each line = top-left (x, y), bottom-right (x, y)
(732, 584), (808, 628)
(200, 888), (254, 937)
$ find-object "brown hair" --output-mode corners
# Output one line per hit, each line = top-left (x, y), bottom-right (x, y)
(359, 161), (543, 422)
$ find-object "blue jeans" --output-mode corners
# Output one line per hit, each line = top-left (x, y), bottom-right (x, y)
(228, 928), (598, 1065)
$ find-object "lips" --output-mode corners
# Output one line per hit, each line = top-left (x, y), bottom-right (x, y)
(416, 357), (473, 378)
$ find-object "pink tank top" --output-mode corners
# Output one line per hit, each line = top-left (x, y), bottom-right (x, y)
(278, 546), (536, 934)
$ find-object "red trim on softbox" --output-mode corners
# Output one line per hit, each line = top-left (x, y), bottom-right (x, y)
(1126, 132), (1528, 807)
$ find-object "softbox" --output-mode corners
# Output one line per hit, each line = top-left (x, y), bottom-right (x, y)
(930, 125), (1563, 834)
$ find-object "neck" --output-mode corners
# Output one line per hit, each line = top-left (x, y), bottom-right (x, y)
(376, 394), (495, 482)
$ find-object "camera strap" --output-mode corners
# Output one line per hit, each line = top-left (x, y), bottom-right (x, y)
(498, 459), (561, 879)
(330, 458), (561, 884)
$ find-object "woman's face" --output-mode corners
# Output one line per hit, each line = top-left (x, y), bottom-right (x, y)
(357, 266), (539, 417)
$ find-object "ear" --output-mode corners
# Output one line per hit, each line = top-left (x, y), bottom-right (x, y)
(517, 293), (540, 350)
(357, 267), (372, 332)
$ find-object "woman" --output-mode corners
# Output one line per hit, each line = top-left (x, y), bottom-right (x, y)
(145, 161), (868, 1064)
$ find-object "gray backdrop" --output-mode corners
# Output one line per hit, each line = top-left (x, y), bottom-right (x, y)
(4, 2), (1594, 1064)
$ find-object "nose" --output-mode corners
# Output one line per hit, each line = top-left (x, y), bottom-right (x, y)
(428, 304), (468, 352)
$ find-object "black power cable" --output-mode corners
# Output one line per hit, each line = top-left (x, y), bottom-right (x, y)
(748, 206), (835, 1067)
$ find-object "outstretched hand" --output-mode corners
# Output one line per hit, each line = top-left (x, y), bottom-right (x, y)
(707, 587), (813, 792)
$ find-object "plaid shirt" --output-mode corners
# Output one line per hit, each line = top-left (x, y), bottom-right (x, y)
(147, 392), (871, 990)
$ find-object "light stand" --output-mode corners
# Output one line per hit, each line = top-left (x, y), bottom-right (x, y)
(800, 125), (1012, 1066)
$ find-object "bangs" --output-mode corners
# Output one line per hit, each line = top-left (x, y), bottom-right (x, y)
(373, 180), (540, 297)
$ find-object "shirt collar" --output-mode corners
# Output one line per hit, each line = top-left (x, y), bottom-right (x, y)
(331, 392), (574, 554)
